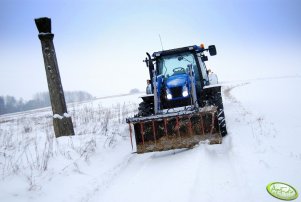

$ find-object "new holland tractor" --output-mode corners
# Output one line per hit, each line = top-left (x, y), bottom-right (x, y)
(126, 44), (227, 153)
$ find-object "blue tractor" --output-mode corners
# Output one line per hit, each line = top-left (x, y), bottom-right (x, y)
(126, 44), (227, 153)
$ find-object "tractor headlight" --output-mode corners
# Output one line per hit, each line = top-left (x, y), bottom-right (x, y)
(166, 88), (172, 100)
(182, 85), (189, 97)
(167, 94), (172, 100)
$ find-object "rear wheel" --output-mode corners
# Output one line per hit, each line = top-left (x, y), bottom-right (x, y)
(212, 91), (227, 136)
(138, 101), (154, 117)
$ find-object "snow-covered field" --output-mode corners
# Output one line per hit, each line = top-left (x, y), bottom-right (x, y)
(0, 76), (300, 202)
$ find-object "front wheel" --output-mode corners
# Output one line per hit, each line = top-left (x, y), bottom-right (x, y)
(137, 101), (154, 117)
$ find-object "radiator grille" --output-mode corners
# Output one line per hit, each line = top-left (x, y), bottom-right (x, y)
(170, 87), (182, 98)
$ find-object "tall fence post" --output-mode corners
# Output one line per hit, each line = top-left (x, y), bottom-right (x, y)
(35, 17), (75, 138)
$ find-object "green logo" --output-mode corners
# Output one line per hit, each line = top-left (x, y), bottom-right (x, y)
(267, 182), (298, 200)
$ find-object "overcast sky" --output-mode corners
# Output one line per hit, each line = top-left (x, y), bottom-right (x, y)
(0, 0), (300, 100)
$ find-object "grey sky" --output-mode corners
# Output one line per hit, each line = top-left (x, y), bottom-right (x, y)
(1, 0), (300, 100)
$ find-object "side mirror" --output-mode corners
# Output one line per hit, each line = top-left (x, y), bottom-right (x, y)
(208, 45), (217, 56)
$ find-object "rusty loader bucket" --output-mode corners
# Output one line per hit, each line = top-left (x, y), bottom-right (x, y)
(126, 106), (222, 153)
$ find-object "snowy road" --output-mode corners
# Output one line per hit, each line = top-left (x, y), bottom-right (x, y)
(87, 77), (301, 202)
(86, 84), (251, 202)
(0, 77), (300, 202)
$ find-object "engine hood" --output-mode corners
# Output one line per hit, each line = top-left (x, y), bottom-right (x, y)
(166, 74), (188, 88)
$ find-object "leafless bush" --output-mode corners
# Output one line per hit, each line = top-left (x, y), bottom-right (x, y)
(0, 98), (138, 190)
(101, 109), (111, 136)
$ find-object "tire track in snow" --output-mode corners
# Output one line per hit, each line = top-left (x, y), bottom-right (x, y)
(91, 149), (208, 202)
(188, 137), (255, 202)
(219, 82), (283, 200)
(223, 82), (277, 150)
(79, 153), (136, 202)
(86, 151), (159, 202)
(188, 82), (276, 202)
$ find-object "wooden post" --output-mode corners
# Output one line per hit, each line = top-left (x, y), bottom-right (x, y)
(35, 17), (75, 138)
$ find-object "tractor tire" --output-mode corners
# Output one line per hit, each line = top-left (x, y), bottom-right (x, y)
(138, 101), (154, 117)
(212, 91), (227, 137)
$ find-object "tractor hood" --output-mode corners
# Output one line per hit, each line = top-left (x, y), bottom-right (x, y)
(166, 74), (188, 88)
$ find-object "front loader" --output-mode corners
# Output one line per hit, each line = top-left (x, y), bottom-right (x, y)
(126, 44), (227, 153)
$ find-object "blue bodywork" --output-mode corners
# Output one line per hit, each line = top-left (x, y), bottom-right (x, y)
(166, 74), (188, 88)
(165, 74), (191, 101)
(155, 69), (195, 103)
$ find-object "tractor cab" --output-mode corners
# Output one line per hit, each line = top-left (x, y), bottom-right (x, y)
(150, 45), (216, 109)
(156, 52), (198, 108)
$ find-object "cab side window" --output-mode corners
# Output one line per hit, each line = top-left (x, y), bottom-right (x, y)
(197, 53), (209, 83)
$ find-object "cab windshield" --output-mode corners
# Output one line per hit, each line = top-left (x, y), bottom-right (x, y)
(157, 52), (197, 77)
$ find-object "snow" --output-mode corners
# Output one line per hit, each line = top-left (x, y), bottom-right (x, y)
(0, 77), (300, 202)
(53, 113), (72, 119)
(63, 113), (71, 118)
